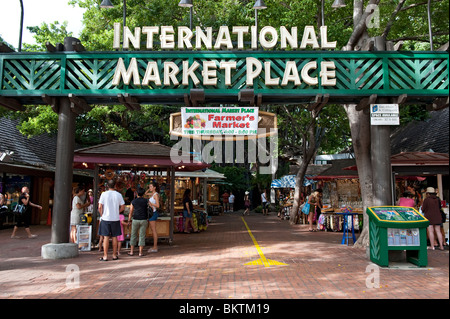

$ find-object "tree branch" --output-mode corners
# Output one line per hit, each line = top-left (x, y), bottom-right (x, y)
(381, 0), (407, 39)
(389, 31), (449, 43)
(344, 0), (381, 50)
(400, 0), (444, 12)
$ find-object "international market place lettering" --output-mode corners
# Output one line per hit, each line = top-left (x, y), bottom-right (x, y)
(111, 25), (338, 88)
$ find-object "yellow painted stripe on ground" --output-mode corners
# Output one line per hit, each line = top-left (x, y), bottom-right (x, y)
(241, 217), (287, 267)
(241, 217), (270, 267)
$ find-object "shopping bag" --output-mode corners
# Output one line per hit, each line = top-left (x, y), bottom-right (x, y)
(301, 203), (310, 215)
(13, 204), (25, 214)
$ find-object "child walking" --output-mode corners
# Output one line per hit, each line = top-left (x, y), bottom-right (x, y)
(116, 211), (126, 255)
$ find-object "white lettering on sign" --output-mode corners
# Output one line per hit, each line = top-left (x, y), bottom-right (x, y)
(110, 24), (338, 88)
(112, 24), (337, 51)
(112, 58), (336, 87)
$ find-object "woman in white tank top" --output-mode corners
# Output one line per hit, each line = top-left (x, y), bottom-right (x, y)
(147, 182), (160, 253)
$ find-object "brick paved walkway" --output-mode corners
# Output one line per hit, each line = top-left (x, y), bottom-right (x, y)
(1, 212), (448, 301)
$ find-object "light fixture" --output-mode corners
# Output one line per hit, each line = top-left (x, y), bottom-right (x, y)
(331, 0), (346, 8)
(100, 0), (114, 8)
(253, 0), (267, 10)
(178, 0), (193, 7)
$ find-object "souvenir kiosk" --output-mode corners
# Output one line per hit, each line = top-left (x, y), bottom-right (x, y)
(308, 159), (364, 232)
(73, 141), (209, 245)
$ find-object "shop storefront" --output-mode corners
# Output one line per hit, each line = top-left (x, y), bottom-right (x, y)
(73, 140), (210, 245)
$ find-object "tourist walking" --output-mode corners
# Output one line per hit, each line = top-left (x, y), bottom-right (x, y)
(261, 189), (269, 215)
(222, 190), (230, 213)
(421, 187), (444, 251)
(243, 191), (250, 216)
(229, 191), (235, 212)
(182, 188), (199, 234)
(116, 210), (126, 255)
(307, 189), (323, 232)
(98, 179), (125, 261)
(128, 188), (149, 257)
(11, 186), (42, 239)
(147, 181), (160, 252)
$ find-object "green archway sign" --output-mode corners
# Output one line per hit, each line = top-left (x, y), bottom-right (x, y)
(0, 50), (448, 108)
(0, 25), (448, 109)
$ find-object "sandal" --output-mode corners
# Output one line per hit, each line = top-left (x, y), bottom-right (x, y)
(148, 248), (158, 253)
(127, 252), (134, 256)
(112, 256), (119, 260)
(99, 257), (108, 261)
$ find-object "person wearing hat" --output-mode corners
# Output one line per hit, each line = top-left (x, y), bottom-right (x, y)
(422, 187), (445, 251)
(243, 191), (250, 216)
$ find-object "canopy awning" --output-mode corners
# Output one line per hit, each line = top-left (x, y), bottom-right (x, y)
(271, 175), (314, 188)
(73, 140), (210, 171)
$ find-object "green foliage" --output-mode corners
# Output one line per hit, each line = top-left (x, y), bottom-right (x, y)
(399, 105), (430, 125)
(23, 21), (73, 52)
(210, 165), (249, 192)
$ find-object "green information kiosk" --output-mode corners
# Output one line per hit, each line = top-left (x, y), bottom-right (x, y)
(367, 206), (430, 267)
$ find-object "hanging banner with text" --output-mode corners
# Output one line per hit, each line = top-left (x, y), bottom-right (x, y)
(181, 107), (259, 136)
(370, 104), (400, 125)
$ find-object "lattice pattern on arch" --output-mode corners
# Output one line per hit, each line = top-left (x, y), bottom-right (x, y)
(65, 58), (117, 90)
(388, 58), (449, 91)
(0, 51), (448, 104)
(2, 58), (61, 91)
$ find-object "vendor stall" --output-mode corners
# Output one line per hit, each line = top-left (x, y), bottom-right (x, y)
(271, 174), (315, 220)
(73, 140), (209, 245)
(308, 159), (363, 232)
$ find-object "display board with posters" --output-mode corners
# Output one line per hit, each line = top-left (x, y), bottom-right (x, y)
(366, 206), (430, 267)
(77, 225), (92, 251)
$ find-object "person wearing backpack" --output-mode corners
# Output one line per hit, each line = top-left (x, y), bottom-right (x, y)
(10, 186), (42, 239)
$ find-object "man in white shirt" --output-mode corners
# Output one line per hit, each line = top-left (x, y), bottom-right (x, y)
(98, 179), (125, 261)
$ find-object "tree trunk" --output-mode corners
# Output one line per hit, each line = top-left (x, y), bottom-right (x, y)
(290, 119), (317, 225)
(343, 104), (374, 247)
(341, 1), (377, 248)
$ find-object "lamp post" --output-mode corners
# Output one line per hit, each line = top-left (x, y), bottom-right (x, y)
(100, 0), (126, 30)
(253, 0), (267, 49)
(330, 0), (347, 27)
(178, 0), (193, 31)
(427, 0), (433, 50)
(331, 0), (346, 9)
(18, 0), (24, 52)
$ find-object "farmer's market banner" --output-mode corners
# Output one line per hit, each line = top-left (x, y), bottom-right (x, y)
(181, 107), (259, 136)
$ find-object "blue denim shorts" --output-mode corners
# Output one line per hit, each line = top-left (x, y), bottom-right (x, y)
(183, 210), (192, 218)
(148, 211), (159, 221)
